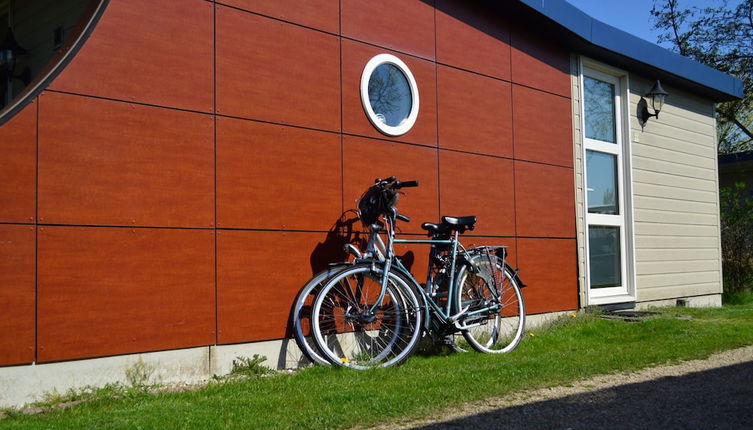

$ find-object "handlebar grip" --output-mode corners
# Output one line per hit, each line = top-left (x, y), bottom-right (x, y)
(396, 213), (411, 223)
(395, 180), (419, 189)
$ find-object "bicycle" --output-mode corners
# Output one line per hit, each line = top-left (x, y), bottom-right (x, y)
(304, 177), (526, 368)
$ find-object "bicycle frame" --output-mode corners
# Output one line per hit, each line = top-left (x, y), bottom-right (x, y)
(362, 209), (509, 333)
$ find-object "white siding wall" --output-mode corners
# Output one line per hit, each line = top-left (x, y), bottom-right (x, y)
(571, 55), (587, 305)
(572, 59), (723, 305)
(628, 76), (723, 302)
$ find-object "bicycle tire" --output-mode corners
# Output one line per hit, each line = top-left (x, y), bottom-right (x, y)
(291, 265), (352, 365)
(454, 256), (525, 354)
(311, 264), (423, 369)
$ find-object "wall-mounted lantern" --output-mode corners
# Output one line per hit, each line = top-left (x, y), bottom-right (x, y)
(638, 80), (669, 127)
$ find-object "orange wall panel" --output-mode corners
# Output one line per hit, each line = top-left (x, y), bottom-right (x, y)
(342, 0), (435, 59)
(515, 161), (576, 238)
(436, 0), (511, 80)
(50, 0), (213, 112)
(342, 39), (438, 147)
(439, 151), (515, 237)
(220, 0), (340, 33)
(512, 85), (573, 167)
(511, 28), (571, 98)
(217, 230), (340, 343)
(0, 226), (35, 366)
(438, 66), (513, 157)
(37, 226), (215, 362)
(0, 101), (36, 223)
(216, 6), (340, 131)
(343, 136), (439, 234)
(38, 92), (214, 228)
(517, 238), (579, 314)
(216, 118), (342, 230)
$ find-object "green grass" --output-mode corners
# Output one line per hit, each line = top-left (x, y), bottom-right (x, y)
(3, 303), (753, 429)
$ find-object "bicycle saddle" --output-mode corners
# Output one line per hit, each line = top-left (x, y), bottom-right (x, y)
(442, 216), (476, 228)
(421, 216), (477, 236)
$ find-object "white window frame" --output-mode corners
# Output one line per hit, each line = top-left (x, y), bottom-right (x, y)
(360, 53), (420, 137)
(580, 60), (636, 306)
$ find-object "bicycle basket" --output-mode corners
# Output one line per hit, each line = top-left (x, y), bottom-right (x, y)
(357, 184), (398, 226)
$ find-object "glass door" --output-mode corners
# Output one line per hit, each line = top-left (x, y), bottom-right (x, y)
(581, 66), (631, 302)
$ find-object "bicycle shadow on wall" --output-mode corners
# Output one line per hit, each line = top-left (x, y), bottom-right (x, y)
(278, 210), (415, 368)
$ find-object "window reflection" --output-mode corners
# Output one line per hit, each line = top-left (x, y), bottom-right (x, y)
(588, 226), (621, 288)
(367, 63), (412, 127)
(586, 150), (619, 214)
(584, 76), (616, 143)
(1, 0), (96, 110)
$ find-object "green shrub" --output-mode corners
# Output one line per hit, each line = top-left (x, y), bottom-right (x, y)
(720, 182), (753, 294)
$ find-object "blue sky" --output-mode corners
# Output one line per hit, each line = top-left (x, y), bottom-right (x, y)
(565, 0), (732, 45)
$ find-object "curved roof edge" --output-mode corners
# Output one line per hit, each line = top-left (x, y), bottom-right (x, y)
(518, 0), (743, 101)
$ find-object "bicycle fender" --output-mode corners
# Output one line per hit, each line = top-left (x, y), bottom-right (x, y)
(505, 263), (527, 288)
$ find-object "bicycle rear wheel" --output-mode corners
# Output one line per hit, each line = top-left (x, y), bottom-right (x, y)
(311, 264), (423, 369)
(455, 256), (525, 354)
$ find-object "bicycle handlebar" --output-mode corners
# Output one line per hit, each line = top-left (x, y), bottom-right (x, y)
(396, 213), (411, 223)
(395, 180), (418, 189)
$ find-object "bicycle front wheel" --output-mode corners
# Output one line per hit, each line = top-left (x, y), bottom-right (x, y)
(455, 256), (525, 354)
(292, 265), (351, 366)
(311, 264), (423, 369)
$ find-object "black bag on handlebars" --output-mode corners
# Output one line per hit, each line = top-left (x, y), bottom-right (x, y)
(357, 184), (398, 226)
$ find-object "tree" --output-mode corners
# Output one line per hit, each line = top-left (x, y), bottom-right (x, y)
(651, 0), (753, 154)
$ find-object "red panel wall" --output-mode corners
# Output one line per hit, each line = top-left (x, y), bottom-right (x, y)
(0, 0), (579, 363)
(38, 92), (214, 228)
(37, 227), (215, 362)
(50, 0), (214, 112)
(0, 226), (35, 365)
(216, 6), (340, 131)
(0, 101), (36, 223)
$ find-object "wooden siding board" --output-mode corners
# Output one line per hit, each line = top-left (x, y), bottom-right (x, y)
(633, 182), (718, 204)
(38, 93), (215, 228)
(0, 226), (35, 366)
(633, 196), (718, 215)
(637, 259), (720, 276)
(637, 283), (721, 302)
(632, 170), (718, 193)
(635, 235), (721, 249)
(635, 223), (719, 238)
(636, 271), (720, 289)
(634, 209), (719, 226)
(49, 0), (214, 113)
(632, 157), (717, 181)
(37, 227), (216, 362)
(632, 143), (717, 169)
(0, 101), (36, 223)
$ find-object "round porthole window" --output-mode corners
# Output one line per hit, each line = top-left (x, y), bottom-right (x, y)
(360, 54), (419, 136)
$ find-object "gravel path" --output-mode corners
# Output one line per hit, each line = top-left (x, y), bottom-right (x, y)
(369, 345), (753, 430)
